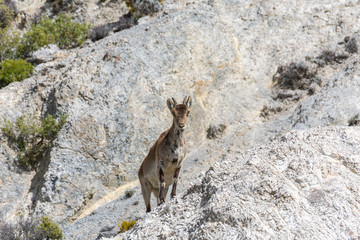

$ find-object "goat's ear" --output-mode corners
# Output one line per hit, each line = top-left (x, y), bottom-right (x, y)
(184, 96), (192, 108)
(167, 98), (174, 110)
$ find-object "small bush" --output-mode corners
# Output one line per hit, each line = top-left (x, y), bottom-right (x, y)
(4, 0), (17, 15)
(20, 13), (89, 57)
(1, 113), (67, 169)
(0, 217), (42, 240)
(207, 124), (227, 139)
(0, 216), (63, 240)
(0, 28), (21, 61)
(260, 105), (282, 118)
(272, 62), (319, 90)
(0, 0), (14, 29)
(118, 219), (137, 233)
(315, 50), (349, 67)
(37, 216), (63, 240)
(348, 113), (360, 126)
(125, 189), (135, 199)
(0, 59), (34, 87)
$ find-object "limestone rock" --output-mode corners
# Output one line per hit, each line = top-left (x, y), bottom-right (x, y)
(120, 127), (360, 239)
(1, 0), (360, 239)
(30, 44), (61, 64)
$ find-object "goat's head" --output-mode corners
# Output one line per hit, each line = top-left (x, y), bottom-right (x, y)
(167, 96), (192, 131)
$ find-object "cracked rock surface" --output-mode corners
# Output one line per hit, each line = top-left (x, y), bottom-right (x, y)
(120, 127), (360, 239)
(1, 0), (360, 239)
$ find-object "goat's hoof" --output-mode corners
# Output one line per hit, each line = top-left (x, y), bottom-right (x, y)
(158, 200), (165, 206)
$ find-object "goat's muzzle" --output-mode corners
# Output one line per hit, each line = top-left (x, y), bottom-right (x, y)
(179, 124), (185, 131)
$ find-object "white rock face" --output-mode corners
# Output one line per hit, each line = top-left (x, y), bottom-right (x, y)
(1, 0), (360, 239)
(30, 44), (61, 64)
(121, 127), (360, 240)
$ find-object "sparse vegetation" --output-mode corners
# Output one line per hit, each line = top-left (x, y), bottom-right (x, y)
(0, 217), (41, 240)
(315, 50), (349, 67)
(348, 114), (360, 126)
(272, 37), (358, 99)
(260, 105), (282, 118)
(3, 0), (17, 15)
(207, 124), (227, 139)
(20, 13), (90, 57)
(0, 0), (15, 29)
(0, 59), (34, 87)
(125, 0), (161, 19)
(0, 29), (34, 88)
(36, 216), (63, 240)
(0, 13), (88, 87)
(272, 62), (320, 90)
(125, 189), (135, 199)
(118, 219), (137, 233)
(1, 113), (68, 169)
(0, 216), (63, 240)
(125, 0), (134, 13)
(0, 28), (21, 61)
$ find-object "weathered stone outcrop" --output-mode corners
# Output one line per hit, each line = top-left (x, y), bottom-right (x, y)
(120, 127), (360, 239)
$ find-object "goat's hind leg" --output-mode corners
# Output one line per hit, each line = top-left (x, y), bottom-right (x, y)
(152, 188), (160, 205)
(139, 177), (152, 212)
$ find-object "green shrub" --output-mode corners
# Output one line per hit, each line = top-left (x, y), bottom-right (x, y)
(0, 27), (21, 61)
(52, 13), (89, 48)
(20, 13), (89, 57)
(0, 0), (14, 29)
(1, 113), (67, 169)
(0, 59), (34, 87)
(118, 219), (137, 233)
(36, 216), (63, 240)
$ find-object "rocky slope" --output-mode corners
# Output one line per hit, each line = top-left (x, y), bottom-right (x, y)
(14, 0), (129, 29)
(120, 126), (360, 239)
(1, 0), (360, 239)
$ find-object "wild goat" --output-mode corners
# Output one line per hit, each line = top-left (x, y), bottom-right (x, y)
(138, 96), (192, 212)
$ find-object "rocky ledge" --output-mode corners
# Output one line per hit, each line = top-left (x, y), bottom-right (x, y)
(120, 126), (360, 239)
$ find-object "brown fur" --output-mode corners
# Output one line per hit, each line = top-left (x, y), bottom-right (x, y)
(138, 96), (192, 212)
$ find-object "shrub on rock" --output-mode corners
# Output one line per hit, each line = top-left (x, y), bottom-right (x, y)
(0, 59), (33, 87)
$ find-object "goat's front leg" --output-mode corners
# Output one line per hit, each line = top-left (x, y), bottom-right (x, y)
(158, 167), (165, 205)
(171, 166), (181, 199)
